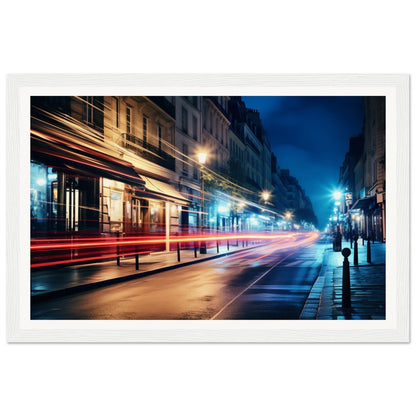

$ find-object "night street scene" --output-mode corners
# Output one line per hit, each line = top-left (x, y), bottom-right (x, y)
(30, 95), (386, 320)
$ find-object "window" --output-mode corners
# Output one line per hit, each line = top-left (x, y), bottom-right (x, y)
(182, 107), (188, 134)
(114, 97), (119, 128)
(192, 115), (198, 140)
(126, 106), (131, 135)
(158, 125), (162, 150)
(143, 116), (148, 145)
(82, 96), (104, 131)
(183, 143), (188, 176)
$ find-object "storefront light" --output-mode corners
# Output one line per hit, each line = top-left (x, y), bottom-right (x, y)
(36, 178), (46, 186)
(217, 205), (230, 215)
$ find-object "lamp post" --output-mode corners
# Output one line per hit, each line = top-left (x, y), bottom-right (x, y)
(198, 152), (207, 254)
(332, 191), (342, 251)
(284, 211), (292, 230)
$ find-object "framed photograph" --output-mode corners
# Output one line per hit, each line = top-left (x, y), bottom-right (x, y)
(6, 74), (409, 342)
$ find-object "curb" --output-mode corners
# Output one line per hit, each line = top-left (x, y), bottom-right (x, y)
(298, 248), (329, 319)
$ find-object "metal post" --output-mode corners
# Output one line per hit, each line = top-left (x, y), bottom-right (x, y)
(194, 242), (197, 258)
(353, 235), (358, 266)
(342, 248), (351, 308)
(367, 236), (371, 264)
(116, 231), (121, 266)
(216, 240), (219, 253)
(135, 245), (139, 270)
(177, 241), (181, 262)
(227, 239), (229, 251)
(199, 167), (206, 254)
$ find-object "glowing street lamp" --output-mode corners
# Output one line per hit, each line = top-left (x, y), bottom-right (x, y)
(333, 191), (342, 201)
(197, 152), (207, 165)
(261, 191), (271, 204)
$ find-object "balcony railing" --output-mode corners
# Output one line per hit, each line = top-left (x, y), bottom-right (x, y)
(120, 133), (175, 171)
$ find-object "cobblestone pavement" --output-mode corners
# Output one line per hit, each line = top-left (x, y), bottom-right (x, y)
(301, 239), (386, 320)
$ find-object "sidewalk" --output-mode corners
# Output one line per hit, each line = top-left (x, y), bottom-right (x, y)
(301, 238), (386, 320)
(31, 240), (260, 302)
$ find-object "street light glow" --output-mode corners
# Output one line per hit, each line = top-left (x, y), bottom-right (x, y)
(333, 191), (342, 201)
(261, 191), (270, 201)
(198, 152), (207, 164)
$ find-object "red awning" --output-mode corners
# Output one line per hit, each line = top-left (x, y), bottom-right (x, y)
(31, 130), (145, 188)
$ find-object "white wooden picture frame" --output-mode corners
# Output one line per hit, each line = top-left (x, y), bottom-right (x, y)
(6, 73), (410, 342)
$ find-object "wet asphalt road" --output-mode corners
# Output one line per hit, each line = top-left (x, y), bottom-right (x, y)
(31, 237), (325, 320)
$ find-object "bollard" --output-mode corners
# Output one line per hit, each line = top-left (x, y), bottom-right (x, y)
(350, 235), (353, 249)
(116, 231), (121, 266)
(353, 235), (358, 266)
(216, 240), (219, 253)
(367, 236), (371, 263)
(194, 242), (197, 258)
(135, 245), (139, 270)
(177, 241), (181, 262)
(227, 239), (229, 251)
(342, 248), (352, 308)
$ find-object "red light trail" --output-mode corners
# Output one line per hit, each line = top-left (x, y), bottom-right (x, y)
(30, 231), (320, 268)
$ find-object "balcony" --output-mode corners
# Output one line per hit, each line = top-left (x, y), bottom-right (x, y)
(120, 133), (175, 171)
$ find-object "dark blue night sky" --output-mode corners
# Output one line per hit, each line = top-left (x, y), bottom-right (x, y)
(242, 96), (365, 229)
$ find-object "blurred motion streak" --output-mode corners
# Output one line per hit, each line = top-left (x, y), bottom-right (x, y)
(31, 231), (320, 268)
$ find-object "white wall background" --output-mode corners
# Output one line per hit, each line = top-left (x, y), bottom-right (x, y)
(1, 1), (414, 415)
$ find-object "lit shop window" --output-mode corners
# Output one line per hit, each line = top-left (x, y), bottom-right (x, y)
(109, 190), (123, 232)
(149, 202), (163, 232)
(30, 163), (58, 233)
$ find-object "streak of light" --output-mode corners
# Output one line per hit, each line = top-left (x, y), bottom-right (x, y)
(31, 232), (317, 251)
(30, 232), (320, 268)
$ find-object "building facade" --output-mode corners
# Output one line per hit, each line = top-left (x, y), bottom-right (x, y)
(31, 95), (318, 267)
(338, 97), (386, 242)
